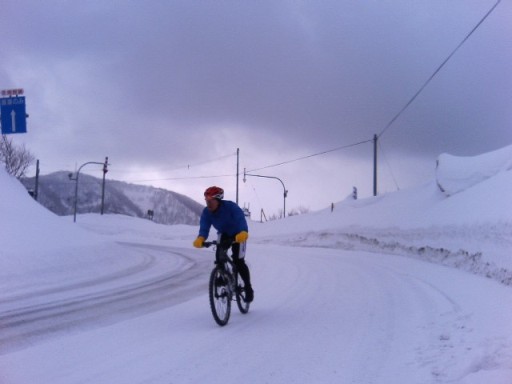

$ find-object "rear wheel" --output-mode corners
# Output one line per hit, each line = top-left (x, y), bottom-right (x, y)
(209, 267), (231, 326)
(235, 272), (250, 314)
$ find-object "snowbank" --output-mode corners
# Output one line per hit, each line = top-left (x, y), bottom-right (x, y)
(0, 168), (101, 255)
(0, 168), (143, 296)
(436, 144), (512, 196)
(249, 146), (512, 286)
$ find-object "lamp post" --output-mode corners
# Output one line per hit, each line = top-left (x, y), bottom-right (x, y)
(243, 168), (288, 218)
(101, 156), (108, 214)
(69, 158), (109, 222)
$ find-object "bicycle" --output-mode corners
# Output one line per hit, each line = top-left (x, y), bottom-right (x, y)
(203, 240), (250, 326)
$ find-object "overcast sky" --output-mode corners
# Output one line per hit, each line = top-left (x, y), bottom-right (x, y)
(1, 0), (511, 217)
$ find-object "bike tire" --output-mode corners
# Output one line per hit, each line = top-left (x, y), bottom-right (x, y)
(209, 267), (231, 326)
(235, 272), (250, 314)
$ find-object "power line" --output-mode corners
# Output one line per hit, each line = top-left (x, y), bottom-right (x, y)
(378, 0), (502, 138)
(107, 152), (238, 183)
(246, 138), (373, 173)
(123, 138), (372, 185)
(109, 152), (236, 174)
(122, 173), (236, 183)
(104, 138), (372, 184)
(378, 140), (400, 191)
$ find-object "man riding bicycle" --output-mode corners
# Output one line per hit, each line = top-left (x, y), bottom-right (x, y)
(193, 186), (254, 303)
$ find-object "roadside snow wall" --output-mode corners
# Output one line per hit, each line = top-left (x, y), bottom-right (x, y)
(436, 144), (512, 196)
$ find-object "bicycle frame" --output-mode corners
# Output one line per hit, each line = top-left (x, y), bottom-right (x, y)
(204, 240), (250, 325)
(205, 241), (237, 293)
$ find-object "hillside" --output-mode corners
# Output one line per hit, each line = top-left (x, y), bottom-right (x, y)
(21, 171), (203, 225)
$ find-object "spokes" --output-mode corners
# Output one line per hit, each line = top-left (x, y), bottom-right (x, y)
(235, 274), (250, 314)
(209, 268), (231, 326)
(214, 296), (228, 316)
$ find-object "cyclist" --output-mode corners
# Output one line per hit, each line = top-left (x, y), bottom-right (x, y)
(193, 186), (254, 302)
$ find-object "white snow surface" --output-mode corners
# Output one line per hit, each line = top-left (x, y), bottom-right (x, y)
(436, 144), (512, 196)
(1, 146), (511, 384)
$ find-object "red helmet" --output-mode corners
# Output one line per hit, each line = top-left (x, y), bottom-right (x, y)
(204, 186), (224, 200)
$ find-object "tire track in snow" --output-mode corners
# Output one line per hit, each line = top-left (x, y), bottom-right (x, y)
(0, 243), (210, 354)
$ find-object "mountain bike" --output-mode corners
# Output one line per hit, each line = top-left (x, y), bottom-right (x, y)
(203, 240), (250, 326)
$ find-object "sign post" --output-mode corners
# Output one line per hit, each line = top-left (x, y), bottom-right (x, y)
(1, 89), (27, 134)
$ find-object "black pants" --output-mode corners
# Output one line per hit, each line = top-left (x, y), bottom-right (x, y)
(219, 234), (252, 288)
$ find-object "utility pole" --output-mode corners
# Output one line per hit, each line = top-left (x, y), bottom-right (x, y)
(34, 159), (40, 201)
(101, 156), (108, 215)
(236, 148), (239, 205)
(373, 134), (378, 196)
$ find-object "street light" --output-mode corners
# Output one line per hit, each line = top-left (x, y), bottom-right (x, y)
(243, 168), (288, 218)
(69, 157), (109, 222)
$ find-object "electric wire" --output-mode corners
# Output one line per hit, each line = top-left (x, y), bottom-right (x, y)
(246, 138), (373, 173)
(378, 0), (501, 138)
(378, 140), (400, 191)
(122, 173), (236, 183)
(109, 152), (236, 174)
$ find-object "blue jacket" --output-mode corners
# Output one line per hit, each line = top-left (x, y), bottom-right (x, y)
(198, 200), (248, 239)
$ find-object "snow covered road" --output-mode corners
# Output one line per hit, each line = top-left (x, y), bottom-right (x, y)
(0, 243), (210, 355)
(2, 243), (510, 383)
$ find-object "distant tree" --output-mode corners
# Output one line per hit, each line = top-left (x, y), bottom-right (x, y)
(267, 206), (311, 220)
(268, 210), (284, 221)
(288, 206), (310, 217)
(0, 135), (35, 178)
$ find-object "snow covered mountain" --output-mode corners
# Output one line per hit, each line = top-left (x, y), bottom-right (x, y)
(21, 171), (203, 225)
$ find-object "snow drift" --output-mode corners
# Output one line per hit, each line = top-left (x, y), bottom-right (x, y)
(436, 144), (512, 196)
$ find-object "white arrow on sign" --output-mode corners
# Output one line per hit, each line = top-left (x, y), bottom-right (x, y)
(10, 110), (16, 132)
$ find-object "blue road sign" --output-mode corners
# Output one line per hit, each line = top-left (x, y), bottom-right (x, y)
(1, 96), (27, 134)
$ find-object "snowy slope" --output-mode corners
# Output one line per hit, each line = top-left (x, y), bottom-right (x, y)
(252, 155), (512, 284)
(21, 171), (203, 225)
(0, 145), (511, 384)
(436, 144), (512, 196)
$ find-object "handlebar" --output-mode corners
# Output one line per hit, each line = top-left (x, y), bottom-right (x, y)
(203, 241), (217, 248)
(203, 239), (236, 249)
(203, 240), (232, 265)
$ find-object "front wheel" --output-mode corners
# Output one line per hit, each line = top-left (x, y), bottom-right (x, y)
(235, 272), (250, 314)
(209, 267), (231, 326)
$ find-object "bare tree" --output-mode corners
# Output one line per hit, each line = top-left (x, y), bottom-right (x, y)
(288, 206), (310, 217)
(0, 135), (35, 178)
(268, 206), (311, 220)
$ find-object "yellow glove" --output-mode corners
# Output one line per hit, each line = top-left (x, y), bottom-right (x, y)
(235, 231), (249, 243)
(193, 236), (205, 248)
